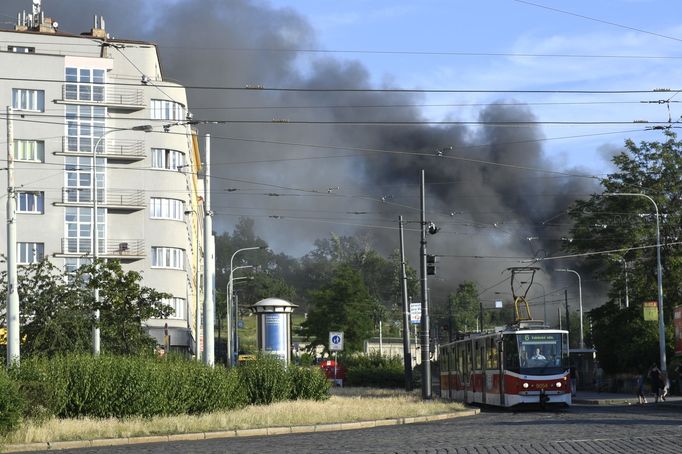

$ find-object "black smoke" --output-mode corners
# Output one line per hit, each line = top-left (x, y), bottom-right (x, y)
(2, 0), (605, 313)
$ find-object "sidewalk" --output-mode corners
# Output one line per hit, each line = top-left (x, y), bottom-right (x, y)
(573, 391), (682, 405)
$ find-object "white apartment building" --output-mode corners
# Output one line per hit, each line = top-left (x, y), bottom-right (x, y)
(0, 1), (204, 353)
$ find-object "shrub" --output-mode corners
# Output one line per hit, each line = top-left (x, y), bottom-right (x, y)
(342, 353), (407, 388)
(11, 354), (246, 419)
(238, 353), (291, 405)
(0, 368), (25, 435)
(288, 366), (330, 400)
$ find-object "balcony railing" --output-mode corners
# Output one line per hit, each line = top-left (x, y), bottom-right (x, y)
(60, 238), (145, 258)
(60, 137), (146, 160)
(59, 188), (146, 209)
(60, 84), (145, 109)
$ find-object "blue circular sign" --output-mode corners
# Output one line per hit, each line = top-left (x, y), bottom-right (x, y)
(331, 335), (341, 344)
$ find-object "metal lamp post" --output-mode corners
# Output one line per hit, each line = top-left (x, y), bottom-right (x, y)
(555, 269), (583, 349)
(610, 253), (630, 308)
(603, 192), (666, 372)
(91, 125), (152, 355)
(228, 246), (265, 365)
(230, 265), (253, 360)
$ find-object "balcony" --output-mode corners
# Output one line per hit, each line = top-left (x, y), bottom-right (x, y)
(56, 188), (146, 211)
(57, 137), (146, 161)
(58, 238), (145, 260)
(56, 84), (145, 111)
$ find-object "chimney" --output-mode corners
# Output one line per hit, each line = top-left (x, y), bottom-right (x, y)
(89, 15), (107, 39)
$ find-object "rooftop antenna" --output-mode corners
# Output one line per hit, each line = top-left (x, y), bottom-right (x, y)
(32, 0), (41, 28)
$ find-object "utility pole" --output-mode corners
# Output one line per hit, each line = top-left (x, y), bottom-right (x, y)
(6, 106), (20, 366)
(564, 289), (570, 340)
(398, 216), (412, 391)
(419, 170), (431, 399)
(203, 134), (215, 366)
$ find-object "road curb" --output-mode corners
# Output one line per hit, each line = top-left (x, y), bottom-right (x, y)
(1, 409), (479, 452)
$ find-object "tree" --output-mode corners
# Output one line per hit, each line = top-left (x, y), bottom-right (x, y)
(566, 131), (681, 371)
(447, 281), (481, 334)
(0, 260), (92, 356)
(76, 260), (173, 355)
(299, 264), (374, 353)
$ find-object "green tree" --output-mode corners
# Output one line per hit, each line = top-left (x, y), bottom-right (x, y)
(0, 260), (92, 356)
(299, 264), (374, 353)
(447, 281), (480, 334)
(566, 131), (681, 371)
(76, 260), (173, 355)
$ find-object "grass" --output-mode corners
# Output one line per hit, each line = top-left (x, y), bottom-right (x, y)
(2, 388), (465, 445)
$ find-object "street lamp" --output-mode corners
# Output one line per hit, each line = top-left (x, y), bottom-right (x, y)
(609, 253), (630, 308)
(91, 125), (152, 355)
(229, 265), (253, 361)
(228, 246), (266, 365)
(603, 192), (666, 372)
(555, 269), (583, 349)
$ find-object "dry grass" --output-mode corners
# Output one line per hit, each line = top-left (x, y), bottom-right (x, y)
(2, 389), (465, 444)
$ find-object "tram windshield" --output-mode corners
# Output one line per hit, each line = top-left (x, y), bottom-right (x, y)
(504, 332), (568, 374)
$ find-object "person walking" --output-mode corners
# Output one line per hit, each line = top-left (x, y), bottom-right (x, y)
(569, 365), (579, 397)
(636, 371), (647, 404)
(648, 364), (663, 403)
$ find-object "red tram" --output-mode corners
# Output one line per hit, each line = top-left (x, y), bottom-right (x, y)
(439, 321), (571, 407)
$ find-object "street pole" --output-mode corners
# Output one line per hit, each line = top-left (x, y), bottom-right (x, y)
(556, 269), (583, 349)
(203, 134), (215, 366)
(228, 246), (265, 365)
(6, 106), (20, 366)
(398, 216), (413, 391)
(195, 205), (201, 361)
(564, 289), (570, 337)
(419, 169), (431, 399)
(603, 193), (666, 372)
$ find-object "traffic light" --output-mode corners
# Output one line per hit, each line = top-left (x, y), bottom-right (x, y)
(426, 254), (437, 275)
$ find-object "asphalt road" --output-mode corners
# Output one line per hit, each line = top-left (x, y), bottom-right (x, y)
(29, 403), (682, 454)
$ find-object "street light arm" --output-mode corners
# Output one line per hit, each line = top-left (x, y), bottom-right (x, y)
(555, 268), (584, 349)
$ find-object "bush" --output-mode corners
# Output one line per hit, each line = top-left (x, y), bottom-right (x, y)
(0, 368), (25, 435)
(10, 354), (246, 419)
(342, 353), (408, 388)
(238, 353), (291, 405)
(288, 366), (330, 400)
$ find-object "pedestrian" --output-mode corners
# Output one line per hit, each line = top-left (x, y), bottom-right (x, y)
(648, 364), (663, 403)
(569, 365), (577, 397)
(636, 371), (647, 404)
(661, 372), (669, 401)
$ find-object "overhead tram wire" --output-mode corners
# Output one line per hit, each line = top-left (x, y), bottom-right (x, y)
(0, 75), (671, 94)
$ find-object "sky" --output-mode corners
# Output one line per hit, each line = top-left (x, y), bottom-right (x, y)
(1, 0), (679, 317)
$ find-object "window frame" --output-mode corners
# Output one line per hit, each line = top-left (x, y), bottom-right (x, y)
(14, 139), (45, 162)
(17, 242), (45, 264)
(151, 246), (184, 270)
(12, 88), (45, 112)
(17, 191), (45, 214)
(150, 197), (184, 220)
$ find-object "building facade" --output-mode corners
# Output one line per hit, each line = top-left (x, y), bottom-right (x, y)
(0, 2), (204, 353)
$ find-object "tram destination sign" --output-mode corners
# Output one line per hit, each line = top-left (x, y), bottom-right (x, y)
(519, 333), (557, 345)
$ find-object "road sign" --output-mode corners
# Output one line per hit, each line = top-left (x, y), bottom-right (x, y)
(410, 303), (421, 324)
(329, 331), (344, 351)
(237, 320), (245, 329)
(643, 301), (658, 321)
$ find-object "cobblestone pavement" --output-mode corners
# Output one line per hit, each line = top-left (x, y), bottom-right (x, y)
(27, 403), (682, 454)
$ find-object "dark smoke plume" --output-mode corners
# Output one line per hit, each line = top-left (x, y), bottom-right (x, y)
(2, 0), (605, 312)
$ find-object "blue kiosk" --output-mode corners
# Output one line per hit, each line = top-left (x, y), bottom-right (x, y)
(251, 298), (297, 363)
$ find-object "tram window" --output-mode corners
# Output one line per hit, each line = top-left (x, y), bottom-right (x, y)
(474, 341), (482, 370)
(458, 345), (464, 375)
(488, 338), (498, 369)
(503, 335), (520, 370)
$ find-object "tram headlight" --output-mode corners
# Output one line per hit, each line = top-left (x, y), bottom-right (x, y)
(555, 382), (562, 388)
(522, 382), (529, 389)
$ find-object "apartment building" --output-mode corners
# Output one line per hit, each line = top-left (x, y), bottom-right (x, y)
(0, 1), (204, 353)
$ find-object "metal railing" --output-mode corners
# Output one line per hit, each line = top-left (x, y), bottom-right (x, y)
(60, 188), (146, 208)
(61, 137), (146, 158)
(62, 84), (144, 107)
(61, 238), (145, 257)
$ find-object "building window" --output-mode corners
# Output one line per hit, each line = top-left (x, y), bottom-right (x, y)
(65, 105), (106, 153)
(160, 297), (186, 320)
(151, 247), (184, 270)
(150, 99), (185, 121)
(8, 46), (35, 53)
(17, 191), (44, 213)
(14, 139), (45, 162)
(65, 67), (105, 102)
(17, 242), (44, 264)
(151, 148), (184, 171)
(12, 88), (44, 112)
(150, 198), (184, 220)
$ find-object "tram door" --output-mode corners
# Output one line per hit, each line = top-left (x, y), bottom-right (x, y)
(498, 338), (505, 406)
(479, 340), (486, 404)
